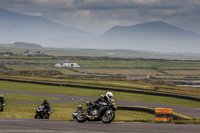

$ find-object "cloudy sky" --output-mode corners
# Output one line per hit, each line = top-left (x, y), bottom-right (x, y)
(0, 0), (200, 34)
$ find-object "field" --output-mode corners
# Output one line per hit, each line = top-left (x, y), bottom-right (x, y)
(75, 68), (161, 77)
(1, 45), (200, 60)
(1, 74), (200, 97)
(0, 80), (199, 122)
(1, 54), (200, 81)
(1, 80), (200, 107)
(1, 47), (200, 122)
(0, 103), (155, 121)
(0, 80), (158, 121)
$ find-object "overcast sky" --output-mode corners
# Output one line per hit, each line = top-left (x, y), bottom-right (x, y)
(0, 0), (200, 34)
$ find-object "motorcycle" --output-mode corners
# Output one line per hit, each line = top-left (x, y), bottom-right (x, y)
(34, 105), (52, 119)
(73, 99), (117, 123)
(0, 94), (5, 111)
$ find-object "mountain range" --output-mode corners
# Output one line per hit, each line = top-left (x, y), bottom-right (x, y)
(0, 8), (200, 53)
(103, 21), (200, 52)
(0, 8), (96, 47)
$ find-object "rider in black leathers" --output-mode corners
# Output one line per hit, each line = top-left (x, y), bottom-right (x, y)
(41, 99), (51, 117)
(0, 96), (5, 110)
(91, 92), (113, 108)
(0, 97), (5, 105)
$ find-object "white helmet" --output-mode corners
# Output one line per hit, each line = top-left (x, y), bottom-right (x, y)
(106, 92), (113, 100)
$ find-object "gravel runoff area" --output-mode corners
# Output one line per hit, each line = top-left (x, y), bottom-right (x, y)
(0, 118), (200, 133)
(0, 89), (200, 118)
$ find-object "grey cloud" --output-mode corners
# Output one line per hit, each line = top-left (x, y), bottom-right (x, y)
(71, 0), (178, 10)
(0, 0), (180, 10)
(0, 0), (200, 34)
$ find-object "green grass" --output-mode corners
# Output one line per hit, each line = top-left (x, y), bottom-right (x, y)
(158, 61), (200, 70)
(4, 65), (48, 70)
(0, 103), (155, 121)
(0, 103), (76, 120)
(173, 120), (200, 124)
(2, 54), (200, 81)
(75, 60), (163, 68)
(164, 70), (200, 76)
(0, 80), (200, 107)
(1, 75), (200, 97)
(2, 93), (59, 102)
(76, 68), (161, 76)
(4, 65), (82, 75)
(1, 103), (196, 122)
(0, 105), (36, 119)
(2, 75), (200, 97)
(115, 110), (154, 121)
(24, 59), (58, 64)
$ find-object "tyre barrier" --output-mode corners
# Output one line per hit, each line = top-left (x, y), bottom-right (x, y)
(117, 106), (155, 114)
(0, 77), (200, 102)
(155, 108), (173, 121)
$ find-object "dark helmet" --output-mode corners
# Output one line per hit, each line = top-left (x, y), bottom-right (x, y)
(44, 99), (48, 104)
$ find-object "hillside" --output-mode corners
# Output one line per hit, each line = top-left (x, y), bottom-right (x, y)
(0, 8), (96, 47)
(104, 21), (199, 39)
(103, 21), (200, 52)
(13, 42), (42, 48)
(1, 8), (200, 53)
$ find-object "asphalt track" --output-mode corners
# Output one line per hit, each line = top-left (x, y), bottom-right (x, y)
(0, 117), (200, 133)
(1, 89), (200, 118)
(0, 89), (200, 132)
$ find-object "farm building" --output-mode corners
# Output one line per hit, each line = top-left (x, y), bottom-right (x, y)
(55, 60), (80, 68)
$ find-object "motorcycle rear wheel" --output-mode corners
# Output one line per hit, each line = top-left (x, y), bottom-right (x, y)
(77, 112), (87, 123)
(102, 110), (115, 123)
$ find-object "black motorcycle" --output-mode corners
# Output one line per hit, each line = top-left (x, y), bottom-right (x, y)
(34, 105), (51, 119)
(0, 94), (5, 111)
(73, 99), (117, 123)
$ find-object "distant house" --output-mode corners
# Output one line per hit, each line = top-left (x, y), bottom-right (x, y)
(55, 60), (80, 68)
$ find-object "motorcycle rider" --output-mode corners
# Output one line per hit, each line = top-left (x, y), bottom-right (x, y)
(91, 92), (114, 108)
(41, 99), (51, 117)
(0, 95), (5, 105)
(0, 95), (5, 111)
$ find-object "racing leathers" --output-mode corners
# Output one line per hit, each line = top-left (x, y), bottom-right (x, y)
(41, 102), (51, 116)
(91, 94), (109, 108)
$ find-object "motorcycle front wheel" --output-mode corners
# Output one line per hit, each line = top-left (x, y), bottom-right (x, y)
(102, 110), (115, 123)
(44, 114), (49, 119)
(77, 111), (87, 123)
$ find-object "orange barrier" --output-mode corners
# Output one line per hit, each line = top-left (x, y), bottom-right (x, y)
(155, 108), (173, 121)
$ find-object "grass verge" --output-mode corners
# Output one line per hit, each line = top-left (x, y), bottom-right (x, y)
(1, 75), (200, 98)
(0, 103), (155, 122)
(0, 80), (200, 108)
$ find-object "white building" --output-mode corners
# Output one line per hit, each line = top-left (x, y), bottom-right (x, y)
(54, 60), (80, 68)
